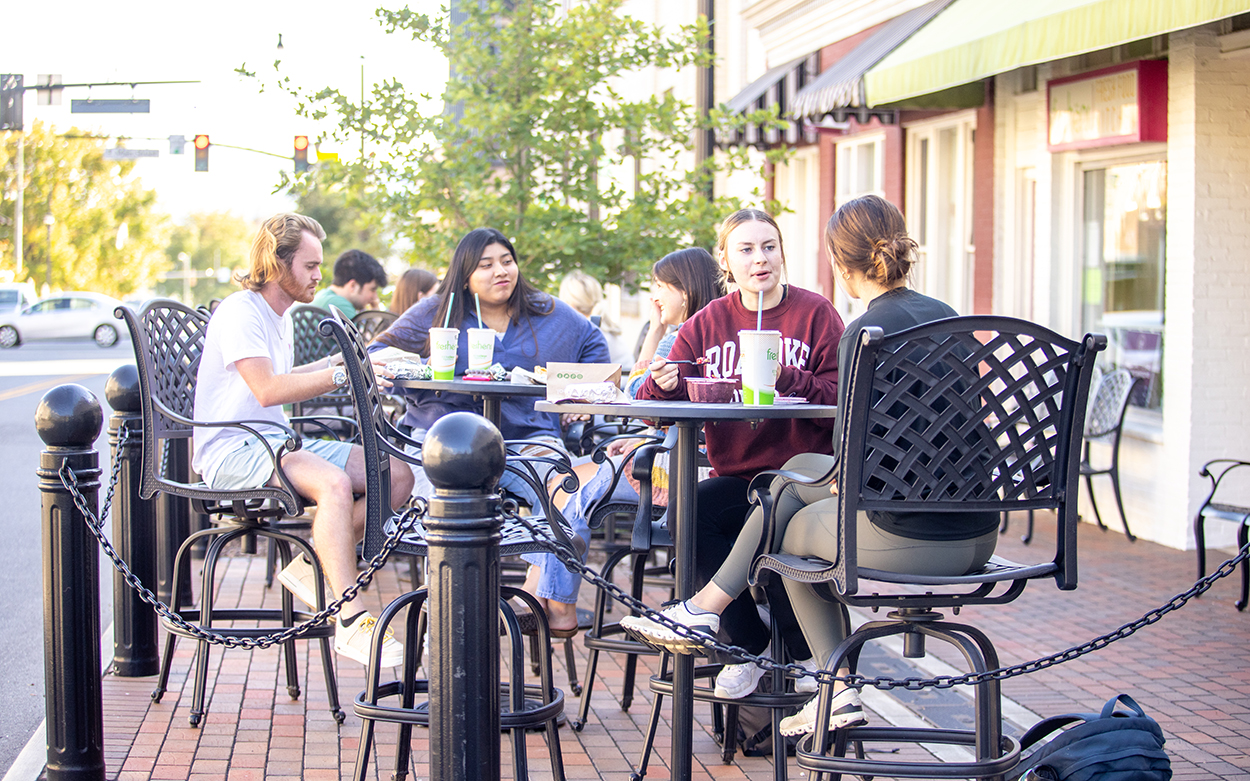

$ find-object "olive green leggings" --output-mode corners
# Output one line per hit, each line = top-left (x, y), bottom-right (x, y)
(710, 452), (998, 668)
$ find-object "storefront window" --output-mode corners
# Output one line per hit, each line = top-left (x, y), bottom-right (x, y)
(1082, 161), (1166, 410)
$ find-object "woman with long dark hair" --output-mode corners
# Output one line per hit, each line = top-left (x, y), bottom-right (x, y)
(375, 227), (609, 632)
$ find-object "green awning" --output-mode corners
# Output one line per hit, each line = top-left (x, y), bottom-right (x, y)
(864, 0), (1250, 106)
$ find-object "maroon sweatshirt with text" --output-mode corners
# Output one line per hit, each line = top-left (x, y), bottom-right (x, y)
(639, 286), (845, 480)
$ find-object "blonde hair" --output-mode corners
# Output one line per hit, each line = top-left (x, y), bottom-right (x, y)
(714, 208), (785, 285)
(237, 213), (326, 292)
(559, 270), (621, 335)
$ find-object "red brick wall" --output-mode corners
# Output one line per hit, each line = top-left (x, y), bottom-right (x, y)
(972, 80), (995, 314)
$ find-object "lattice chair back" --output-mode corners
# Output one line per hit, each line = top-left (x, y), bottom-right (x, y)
(115, 299), (302, 516)
(351, 309), (398, 345)
(1083, 367), (1136, 441)
(291, 304), (338, 366)
(319, 311), (582, 563)
(834, 316), (1105, 598)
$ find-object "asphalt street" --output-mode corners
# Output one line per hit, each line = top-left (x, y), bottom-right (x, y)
(0, 339), (134, 775)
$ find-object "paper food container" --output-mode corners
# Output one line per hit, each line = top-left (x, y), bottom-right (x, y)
(545, 362), (629, 403)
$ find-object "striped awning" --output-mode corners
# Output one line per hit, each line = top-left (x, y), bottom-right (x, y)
(791, 0), (953, 118)
(721, 52), (821, 147)
(865, 0), (1250, 106)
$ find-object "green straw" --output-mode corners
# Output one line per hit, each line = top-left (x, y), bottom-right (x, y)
(443, 291), (455, 328)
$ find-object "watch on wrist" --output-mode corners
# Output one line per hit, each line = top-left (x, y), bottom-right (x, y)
(332, 367), (348, 389)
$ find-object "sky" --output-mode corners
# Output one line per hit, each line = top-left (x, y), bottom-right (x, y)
(8, 0), (447, 224)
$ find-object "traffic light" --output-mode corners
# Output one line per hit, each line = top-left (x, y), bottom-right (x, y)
(193, 134), (210, 172)
(294, 135), (309, 173)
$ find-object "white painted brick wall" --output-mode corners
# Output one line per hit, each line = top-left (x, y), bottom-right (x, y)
(1167, 26), (1250, 553)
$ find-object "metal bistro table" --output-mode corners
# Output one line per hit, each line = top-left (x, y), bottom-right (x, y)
(535, 398), (837, 780)
(391, 377), (547, 429)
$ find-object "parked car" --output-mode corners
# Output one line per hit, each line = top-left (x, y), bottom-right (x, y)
(0, 292), (126, 348)
(0, 282), (37, 316)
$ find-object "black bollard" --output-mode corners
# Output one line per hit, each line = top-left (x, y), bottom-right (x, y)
(422, 412), (507, 781)
(105, 365), (160, 677)
(37, 383), (106, 781)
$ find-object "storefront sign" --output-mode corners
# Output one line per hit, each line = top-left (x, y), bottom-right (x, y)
(1047, 61), (1167, 152)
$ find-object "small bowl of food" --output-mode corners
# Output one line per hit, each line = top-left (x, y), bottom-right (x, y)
(686, 377), (737, 403)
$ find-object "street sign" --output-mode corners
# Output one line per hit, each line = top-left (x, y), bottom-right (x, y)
(36, 75), (62, 106)
(71, 99), (150, 114)
(103, 148), (160, 160)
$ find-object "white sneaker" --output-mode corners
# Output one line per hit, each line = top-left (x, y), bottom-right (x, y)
(335, 611), (404, 668)
(714, 659), (769, 699)
(619, 601), (720, 654)
(277, 554), (323, 611)
(779, 688), (868, 737)
(794, 656), (820, 694)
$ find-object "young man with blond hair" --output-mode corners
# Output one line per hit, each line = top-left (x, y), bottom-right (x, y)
(192, 212), (415, 666)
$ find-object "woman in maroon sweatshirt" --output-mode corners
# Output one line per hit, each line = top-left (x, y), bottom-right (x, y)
(632, 208), (845, 698)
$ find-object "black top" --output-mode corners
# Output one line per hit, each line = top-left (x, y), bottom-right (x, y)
(836, 288), (1000, 541)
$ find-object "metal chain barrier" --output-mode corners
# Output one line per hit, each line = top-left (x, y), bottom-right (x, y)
(510, 510), (1250, 692)
(62, 422), (421, 650)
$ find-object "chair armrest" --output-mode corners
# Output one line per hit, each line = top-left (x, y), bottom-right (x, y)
(1196, 459), (1250, 515)
(289, 414), (360, 441)
(745, 461), (839, 588)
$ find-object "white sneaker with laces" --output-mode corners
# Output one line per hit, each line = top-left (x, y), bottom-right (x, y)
(779, 687), (867, 737)
(619, 601), (720, 654)
(335, 611), (404, 668)
(714, 659), (769, 699)
(277, 554), (323, 611)
(794, 656), (820, 694)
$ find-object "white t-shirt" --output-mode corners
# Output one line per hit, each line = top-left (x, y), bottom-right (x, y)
(192, 290), (294, 485)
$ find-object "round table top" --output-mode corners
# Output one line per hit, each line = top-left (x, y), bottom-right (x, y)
(534, 398), (837, 422)
(390, 378), (548, 397)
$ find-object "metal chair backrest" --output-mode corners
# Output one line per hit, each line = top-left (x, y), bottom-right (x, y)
(115, 298), (302, 516)
(1083, 367), (1137, 440)
(836, 316), (1104, 597)
(291, 304), (338, 366)
(351, 309), (398, 344)
(320, 311), (582, 561)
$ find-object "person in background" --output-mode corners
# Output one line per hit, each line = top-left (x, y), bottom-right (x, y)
(622, 208), (846, 700)
(559, 269), (632, 370)
(193, 213), (414, 667)
(374, 227), (610, 634)
(311, 249), (388, 319)
(389, 267), (438, 315)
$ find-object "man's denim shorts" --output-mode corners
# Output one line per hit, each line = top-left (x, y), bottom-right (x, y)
(209, 434), (354, 490)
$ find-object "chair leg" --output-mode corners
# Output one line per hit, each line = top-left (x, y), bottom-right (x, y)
(562, 637), (582, 696)
(1023, 510), (1035, 545)
(1108, 468), (1136, 541)
(632, 654), (670, 781)
(279, 533), (344, 723)
(265, 536), (277, 588)
(1195, 513), (1208, 581)
(1237, 522), (1250, 612)
(1084, 473), (1108, 532)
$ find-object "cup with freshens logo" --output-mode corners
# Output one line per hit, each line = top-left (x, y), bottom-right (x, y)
(428, 327), (460, 380)
(738, 329), (782, 405)
(467, 328), (494, 372)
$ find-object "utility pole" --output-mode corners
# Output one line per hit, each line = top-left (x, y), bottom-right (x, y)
(694, 0), (715, 201)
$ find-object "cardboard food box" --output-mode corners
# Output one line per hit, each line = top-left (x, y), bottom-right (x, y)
(545, 362), (628, 402)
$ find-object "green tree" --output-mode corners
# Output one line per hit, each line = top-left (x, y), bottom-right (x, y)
(0, 120), (169, 296)
(281, 160), (391, 265)
(160, 212), (255, 306)
(245, 0), (786, 292)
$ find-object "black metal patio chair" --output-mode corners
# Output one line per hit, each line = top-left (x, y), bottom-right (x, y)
(351, 308), (398, 344)
(1192, 458), (1250, 610)
(1079, 367), (1141, 541)
(320, 311), (582, 781)
(116, 298), (346, 727)
(749, 316), (1104, 780)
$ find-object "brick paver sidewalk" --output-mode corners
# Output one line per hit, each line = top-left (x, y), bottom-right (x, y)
(39, 512), (1250, 780)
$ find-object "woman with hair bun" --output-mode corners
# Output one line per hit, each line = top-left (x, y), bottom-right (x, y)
(624, 195), (999, 736)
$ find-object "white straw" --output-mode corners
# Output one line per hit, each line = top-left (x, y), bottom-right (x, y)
(756, 290), (763, 331)
(475, 293), (483, 327)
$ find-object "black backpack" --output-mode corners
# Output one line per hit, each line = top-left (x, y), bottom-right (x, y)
(1009, 694), (1172, 781)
